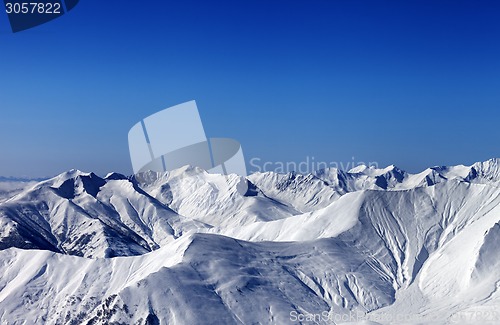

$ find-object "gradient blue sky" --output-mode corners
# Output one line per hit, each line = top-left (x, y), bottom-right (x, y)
(1, 1), (499, 177)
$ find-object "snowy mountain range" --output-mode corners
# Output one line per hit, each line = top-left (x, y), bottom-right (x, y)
(0, 159), (499, 324)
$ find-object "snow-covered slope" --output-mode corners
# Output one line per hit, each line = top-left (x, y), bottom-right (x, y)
(0, 159), (499, 324)
(135, 166), (302, 227)
(0, 170), (210, 257)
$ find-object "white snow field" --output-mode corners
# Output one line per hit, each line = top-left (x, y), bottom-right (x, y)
(0, 159), (499, 324)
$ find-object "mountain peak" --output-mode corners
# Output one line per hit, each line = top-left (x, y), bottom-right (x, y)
(49, 172), (106, 199)
(348, 164), (404, 177)
(348, 164), (368, 173)
(104, 172), (127, 180)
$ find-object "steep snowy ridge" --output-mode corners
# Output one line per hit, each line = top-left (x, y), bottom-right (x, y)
(0, 159), (498, 324)
(247, 171), (341, 212)
(136, 167), (302, 227)
(0, 169), (210, 257)
(467, 158), (500, 183)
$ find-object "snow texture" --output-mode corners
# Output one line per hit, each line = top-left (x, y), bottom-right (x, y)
(0, 159), (499, 324)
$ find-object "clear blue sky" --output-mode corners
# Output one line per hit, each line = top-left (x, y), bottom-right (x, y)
(1, 1), (499, 177)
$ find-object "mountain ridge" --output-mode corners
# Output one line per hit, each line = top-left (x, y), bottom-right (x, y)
(0, 159), (498, 324)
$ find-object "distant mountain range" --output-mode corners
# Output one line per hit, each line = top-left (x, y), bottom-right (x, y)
(0, 176), (48, 182)
(0, 159), (499, 324)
